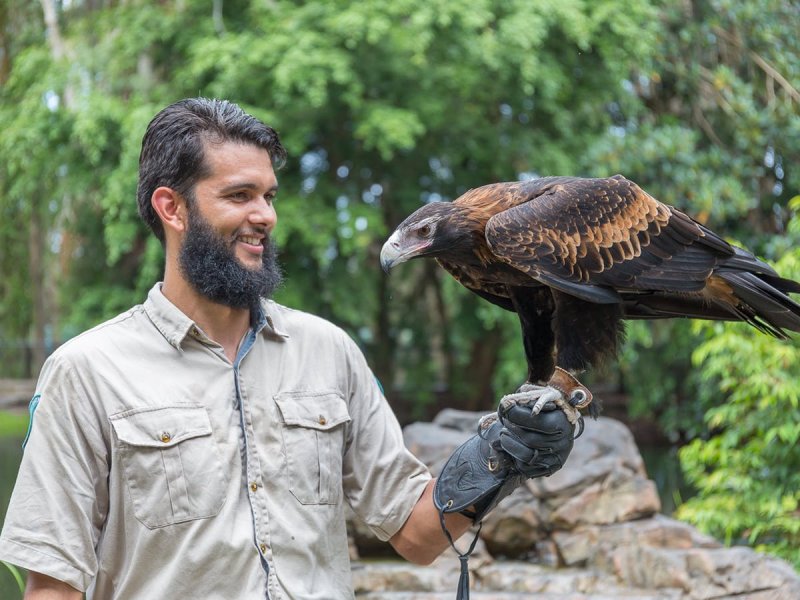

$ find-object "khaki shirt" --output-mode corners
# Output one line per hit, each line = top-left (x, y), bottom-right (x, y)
(0, 284), (430, 599)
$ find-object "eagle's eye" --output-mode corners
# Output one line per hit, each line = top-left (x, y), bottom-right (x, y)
(417, 224), (433, 237)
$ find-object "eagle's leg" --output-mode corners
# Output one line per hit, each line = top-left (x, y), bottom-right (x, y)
(551, 292), (625, 419)
(503, 287), (588, 422)
(507, 286), (556, 383)
(502, 290), (618, 423)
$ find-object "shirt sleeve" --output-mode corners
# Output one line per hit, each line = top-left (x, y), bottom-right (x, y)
(0, 352), (110, 592)
(338, 334), (431, 541)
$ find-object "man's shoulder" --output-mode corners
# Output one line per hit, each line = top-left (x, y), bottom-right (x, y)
(262, 300), (369, 360)
(50, 304), (147, 365)
(264, 300), (348, 340)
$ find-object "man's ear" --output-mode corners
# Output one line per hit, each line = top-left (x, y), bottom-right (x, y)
(151, 187), (188, 236)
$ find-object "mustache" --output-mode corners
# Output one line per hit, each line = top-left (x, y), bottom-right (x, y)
(229, 226), (270, 240)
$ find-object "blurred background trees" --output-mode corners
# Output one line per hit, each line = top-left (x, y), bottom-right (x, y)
(0, 0), (798, 566)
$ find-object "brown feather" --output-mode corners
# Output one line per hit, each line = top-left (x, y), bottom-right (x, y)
(384, 174), (800, 385)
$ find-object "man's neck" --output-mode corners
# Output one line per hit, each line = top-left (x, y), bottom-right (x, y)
(161, 277), (252, 363)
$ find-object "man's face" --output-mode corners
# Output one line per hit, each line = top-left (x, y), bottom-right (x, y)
(178, 141), (283, 309)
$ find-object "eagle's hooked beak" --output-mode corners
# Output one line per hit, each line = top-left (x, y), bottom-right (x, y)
(381, 228), (435, 272)
(380, 231), (406, 273)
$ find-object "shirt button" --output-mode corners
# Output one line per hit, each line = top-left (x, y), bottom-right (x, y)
(318, 415), (327, 426)
(250, 482), (258, 492)
(259, 543), (267, 553)
(160, 432), (172, 443)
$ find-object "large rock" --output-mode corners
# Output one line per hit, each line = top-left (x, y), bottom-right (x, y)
(348, 411), (800, 599)
(408, 414), (662, 557)
(596, 541), (800, 600)
(527, 416), (652, 499)
(480, 487), (547, 558)
(402, 420), (471, 475)
(552, 515), (721, 567)
(353, 555), (684, 599)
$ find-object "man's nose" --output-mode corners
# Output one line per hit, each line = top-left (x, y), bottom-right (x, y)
(250, 198), (277, 230)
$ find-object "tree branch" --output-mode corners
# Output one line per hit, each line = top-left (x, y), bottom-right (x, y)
(712, 25), (800, 104)
(39, 0), (66, 60)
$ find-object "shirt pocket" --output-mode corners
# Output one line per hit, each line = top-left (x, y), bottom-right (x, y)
(110, 404), (228, 529)
(274, 391), (351, 505)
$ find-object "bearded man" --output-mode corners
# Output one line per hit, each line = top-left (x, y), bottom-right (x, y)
(0, 98), (575, 599)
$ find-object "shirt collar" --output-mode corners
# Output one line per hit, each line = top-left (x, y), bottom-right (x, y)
(144, 284), (196, 349)
(258, 299), (290, 340)
(144, 283), (289, 350)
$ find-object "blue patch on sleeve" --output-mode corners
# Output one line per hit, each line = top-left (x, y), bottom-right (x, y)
(374, 376), (385, 395)
(22, 394), (40, 449)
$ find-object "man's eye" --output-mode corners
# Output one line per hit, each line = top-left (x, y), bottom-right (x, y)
(228, 191), (249, 201)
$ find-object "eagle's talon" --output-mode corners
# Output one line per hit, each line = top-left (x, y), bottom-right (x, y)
(529, 396), (551, 417)
(500, 384), (582, 424)
(500, 371), (593, 426)
(515, 383), (545, 394)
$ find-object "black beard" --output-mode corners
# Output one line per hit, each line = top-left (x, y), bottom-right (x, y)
(178, 208), (283, 310)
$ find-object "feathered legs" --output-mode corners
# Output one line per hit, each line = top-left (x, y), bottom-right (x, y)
(551, 291), (623, 419)
(504, 287), (602, 423)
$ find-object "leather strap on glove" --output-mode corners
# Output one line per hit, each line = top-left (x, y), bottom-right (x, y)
(432, 402), (575, 600)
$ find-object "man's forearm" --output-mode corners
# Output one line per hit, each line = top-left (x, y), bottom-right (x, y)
(389, 478), (474, 565)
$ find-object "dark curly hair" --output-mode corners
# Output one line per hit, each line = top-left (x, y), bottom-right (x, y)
(137, 98), (287, 242)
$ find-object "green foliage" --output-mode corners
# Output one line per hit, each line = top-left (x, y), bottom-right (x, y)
(2, 0), (800, 566)
(0, 0), (657, 397)
(677, 211), (800, 567)
(1, 561), (24, 596)
(586, 0), (800, 441)
(0, 412), (29, 439)
(619, 320), (709, 441)
(0, 560), (25, 598)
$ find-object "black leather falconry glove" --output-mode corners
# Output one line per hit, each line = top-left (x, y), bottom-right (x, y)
(432, 401), (576, 600)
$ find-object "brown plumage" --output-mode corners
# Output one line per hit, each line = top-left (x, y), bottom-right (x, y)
(380, 175), (800, 389)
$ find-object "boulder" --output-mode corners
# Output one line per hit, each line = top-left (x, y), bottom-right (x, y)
(432, 408), (485, 432)
(412, 414), (662, 557)
(348, 411), (800, 599)
(552, 515), (721, 567)
(597, 543), (800, 599)
(402, 421), (471, 475)
(480, 487), (547, 558)
(546, 476), (661, 529)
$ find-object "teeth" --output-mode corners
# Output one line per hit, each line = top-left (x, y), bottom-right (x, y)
(239, 235), (262, 246)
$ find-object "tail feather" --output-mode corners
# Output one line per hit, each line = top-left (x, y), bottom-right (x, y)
(759, 273), (800, 295)
(718, 271), (800, 338)
(723, 246), (778, 276)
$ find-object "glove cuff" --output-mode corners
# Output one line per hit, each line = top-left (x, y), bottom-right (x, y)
(433, 419), (523, 523)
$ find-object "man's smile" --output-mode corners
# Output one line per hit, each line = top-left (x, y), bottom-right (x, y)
(236, 234), (264, 254)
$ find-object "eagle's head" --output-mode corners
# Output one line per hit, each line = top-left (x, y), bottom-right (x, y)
(380, 202), (471, 272)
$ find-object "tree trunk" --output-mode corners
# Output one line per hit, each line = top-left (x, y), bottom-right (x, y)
(373, 263), (394, 390)
(28, 208), (46, 375)
(462, 323), (504, 412)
